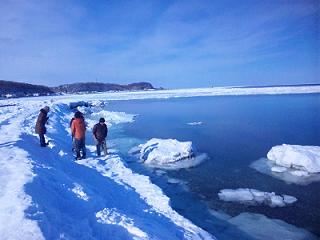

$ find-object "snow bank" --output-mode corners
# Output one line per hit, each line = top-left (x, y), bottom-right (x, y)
(0, 104), (44, 239)
(267, 144), (320, 173)
(76, 155), (214, 240)
(218, 188), (297, 207)
(134, 138), (206, 169)
(96, 208), (148, 240)
(251, 144), (320, 185)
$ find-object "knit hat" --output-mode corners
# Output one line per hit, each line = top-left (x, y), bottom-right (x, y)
(99, 117), (105, 123)
(43, 106), (50, 112)
(74, 111), (83, 118)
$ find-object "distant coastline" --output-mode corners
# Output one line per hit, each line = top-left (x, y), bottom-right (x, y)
(1, 79), (319, 100)
(0, 80), (155, 99)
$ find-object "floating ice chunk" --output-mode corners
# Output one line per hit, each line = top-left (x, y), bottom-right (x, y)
(218, 188), (254, 202)
(96, 208), (148, 240)
(251, 158), (320, 185)
(141, 138), (193, 163)
(251, 144), (320, 185)
(218, 188), (297, 207)
(267, 144), (320, 173)
(187, 122), (203, 126)
(228, 213), (317, 240)
(167, 178), (185, 185)
(136, 138), (206, 169)
(283, 195), (298, 204)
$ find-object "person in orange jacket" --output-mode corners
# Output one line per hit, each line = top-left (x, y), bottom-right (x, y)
(71, 111), (86, 160)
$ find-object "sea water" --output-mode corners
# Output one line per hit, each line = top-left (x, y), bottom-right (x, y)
(106, 94), (320, 239)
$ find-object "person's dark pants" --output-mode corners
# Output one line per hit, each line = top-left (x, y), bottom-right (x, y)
(74, 138), (86, 159)
(39, 134), (46, 147)
(96, 140), (107, 156)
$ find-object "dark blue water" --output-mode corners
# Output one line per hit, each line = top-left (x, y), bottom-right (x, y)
(107, 94), (320, 238)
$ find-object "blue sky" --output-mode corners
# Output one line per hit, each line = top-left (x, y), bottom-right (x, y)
(0, 0), (319, 88)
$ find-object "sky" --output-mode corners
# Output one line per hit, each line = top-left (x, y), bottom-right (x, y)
(0, 0), (319, 88)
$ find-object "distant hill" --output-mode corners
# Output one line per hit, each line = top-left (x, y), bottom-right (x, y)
(52, 82), (154, 93)
(0, 80), (54, 98)
(0, 80), (155, 98)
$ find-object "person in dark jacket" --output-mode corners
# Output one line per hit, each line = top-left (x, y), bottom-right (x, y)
(35, 106), (50, 147)
(71, 111), (86, 160)
(92, 118), (108, 156)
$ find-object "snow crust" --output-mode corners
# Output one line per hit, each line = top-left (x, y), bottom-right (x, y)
(96, 208), (148, 240)
(134, 138), (206, 169)
(218, 188), (297, 207)
(70, 183), (89, 201)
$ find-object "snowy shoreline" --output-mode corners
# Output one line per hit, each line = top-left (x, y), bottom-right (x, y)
(1, 95), (319, 239)
(1, 85), (320, 103)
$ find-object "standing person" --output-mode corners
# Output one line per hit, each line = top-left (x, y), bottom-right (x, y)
(69, 111), (84, 153)
(35, 106), (50, 147)
(71, 111), (86, 160)
(93, 118), (108, 156)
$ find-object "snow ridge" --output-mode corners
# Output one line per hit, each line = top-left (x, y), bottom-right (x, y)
(77, 155), (214, 240)
(96, 208), (149, 240)
(0, 104), (44, 240)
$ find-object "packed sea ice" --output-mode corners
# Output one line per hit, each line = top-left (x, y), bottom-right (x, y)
(218, 188), (297, 207)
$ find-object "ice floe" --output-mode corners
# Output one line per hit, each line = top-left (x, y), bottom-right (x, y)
(218, 188), (297, 207)
(187, 122), (203, 126)
(251, 144), (320, 185)
(131, 138), (207, 169)
(96, 208), (148, 240)
(229, 213), (317, 240)
(267, 144), (320, 173)
(209, 210), (317, 240)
